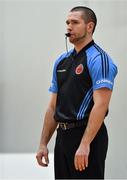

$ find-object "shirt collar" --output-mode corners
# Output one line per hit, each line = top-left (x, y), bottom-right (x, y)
(72, 40), (95, 57)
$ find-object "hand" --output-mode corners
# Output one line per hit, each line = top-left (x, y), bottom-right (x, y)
(74, 143), (90, 171)
(36, 145), (49, 167)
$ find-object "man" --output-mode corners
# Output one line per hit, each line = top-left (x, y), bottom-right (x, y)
(36, 6), (118, 179)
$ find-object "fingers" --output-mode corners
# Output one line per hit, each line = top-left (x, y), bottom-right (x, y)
(84, 155), (88, 168)
(74, 154), (88, 171)
(44, 153), (49, 165)
(74, 143), (90, 171)
(36, 152), (49, 167)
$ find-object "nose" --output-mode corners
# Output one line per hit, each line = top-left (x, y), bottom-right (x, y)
(67, 24), (72, 33)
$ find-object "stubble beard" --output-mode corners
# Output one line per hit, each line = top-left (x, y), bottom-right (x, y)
(69, 32), (87, 44)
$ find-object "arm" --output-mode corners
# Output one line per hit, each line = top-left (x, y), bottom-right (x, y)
(36, 93), (58, 167)
(74, 88), (112, 171)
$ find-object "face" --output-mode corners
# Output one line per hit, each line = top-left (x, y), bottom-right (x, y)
(66, 11), (92, 44)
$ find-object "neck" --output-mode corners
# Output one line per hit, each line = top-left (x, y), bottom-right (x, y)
(74, 37), (93, 53)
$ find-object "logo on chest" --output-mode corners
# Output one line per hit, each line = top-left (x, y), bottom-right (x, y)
(75, 64), (84, 75)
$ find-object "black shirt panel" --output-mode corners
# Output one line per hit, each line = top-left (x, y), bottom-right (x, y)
(54, 49), (93, 122)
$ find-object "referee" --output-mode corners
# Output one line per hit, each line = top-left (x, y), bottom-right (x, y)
(36, 6), (118, 179)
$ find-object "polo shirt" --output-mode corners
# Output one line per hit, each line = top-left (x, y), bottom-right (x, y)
(49, 40), (118, 122)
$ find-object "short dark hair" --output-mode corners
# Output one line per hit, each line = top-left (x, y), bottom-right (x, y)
(70, 6), (97, 33)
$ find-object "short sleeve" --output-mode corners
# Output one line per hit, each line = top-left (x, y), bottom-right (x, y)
(49, 61), (58, 93)
(87, 53), (118, 90)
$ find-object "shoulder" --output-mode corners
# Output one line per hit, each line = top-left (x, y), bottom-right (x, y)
(85, 43), (118, 90)
(54, 49), (73, 68)
(86, 43), (118, 72)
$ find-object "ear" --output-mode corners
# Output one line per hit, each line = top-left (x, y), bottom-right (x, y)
(87, 22), (94, 33)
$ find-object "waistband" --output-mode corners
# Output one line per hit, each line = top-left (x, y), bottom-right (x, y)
(58, 120), (87, 130)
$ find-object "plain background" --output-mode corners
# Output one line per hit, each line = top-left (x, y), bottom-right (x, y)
(0, 0), (126, 178)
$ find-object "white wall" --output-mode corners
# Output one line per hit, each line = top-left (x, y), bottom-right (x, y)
(0, 0), (127, 178)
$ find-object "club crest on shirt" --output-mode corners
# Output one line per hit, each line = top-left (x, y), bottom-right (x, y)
(75, 64), (84, 75)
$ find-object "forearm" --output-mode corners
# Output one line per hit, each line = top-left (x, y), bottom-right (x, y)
(74, 89), (112, 171)
(39, 107), (58, 147)
(80, 103), (108, 146)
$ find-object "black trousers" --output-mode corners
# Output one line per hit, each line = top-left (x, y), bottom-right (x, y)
(54, 123), (108, 179)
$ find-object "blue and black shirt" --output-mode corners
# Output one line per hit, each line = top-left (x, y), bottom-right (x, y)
(49, 40), (118, 123)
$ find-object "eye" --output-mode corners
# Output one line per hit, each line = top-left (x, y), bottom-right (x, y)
(66, 20), (69, 25)
(72, 20), (79, 24)
(66, 19), (79, 25)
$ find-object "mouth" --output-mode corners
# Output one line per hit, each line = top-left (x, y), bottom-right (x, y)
(65, 32), (71, 37)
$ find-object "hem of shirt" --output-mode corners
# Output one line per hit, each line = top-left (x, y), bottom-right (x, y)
(93, 83), (113, 90)
(48, 88), (58, 93)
